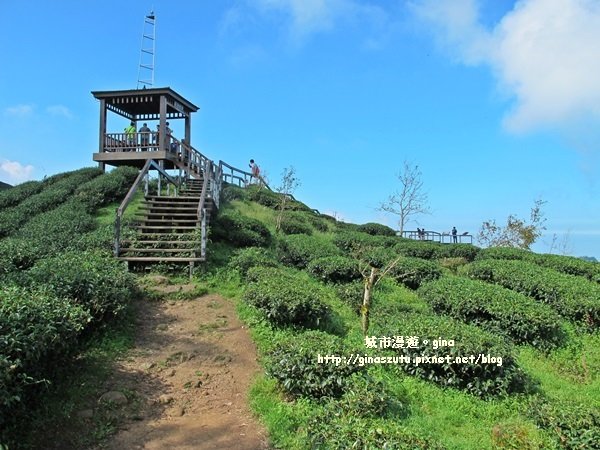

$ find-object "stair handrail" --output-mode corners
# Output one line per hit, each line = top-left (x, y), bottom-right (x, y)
(114, 159), (182, 257)
(218, 160), (272, 190)
(196, 160), (212, 259)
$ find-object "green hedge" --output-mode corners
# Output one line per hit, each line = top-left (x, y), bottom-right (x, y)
(356, 222), (397, 237)
(307, 255), (362, 284)
(388, 257), (442, 289)
(418, 276), (564, 347)
(394, 240), (443, 260)
(527, 397), (600, 450)
(278, 234), (340, 268)
(0, 286), (91, 433)
(279, 213), (313, 235)
(26, 250), (137, 321)
(243, 267), (330, 327)
(227, 247), (280, 278)
(372, 311), (529, 397)
(333, 231), (397, 254)
(476, 247), (600, 283)
(266, 331), (363, 399)
(73, 165), (139, 210)
(211, 212), (272, 248)
(0, 180), (43, 210)
(0, 167), (101, 238)
(463, 259), (600, 330)
(435, 243), (480, 261)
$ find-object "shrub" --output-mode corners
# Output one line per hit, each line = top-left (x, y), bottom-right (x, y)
(438, 257), (469, 274)
(221, 184), (248, 202)
(0, 167), (101, 238)
(305, 213), (330, 232)
(463, 259), (600, 330)
(475, 246), (533, 262)
(527, 397), (600, 450)
(0, 286), (90, 433)
(73, 165), (139, 210)
(388, 257), (442, 289)
(266, 330), (363, 399)
(307, 256), (362, 284)
(211, 212), (272, 248)
(333, 231), (396, 254)
(26, 250), (137, 321)
(0, 180), (43, 210)
(0, 238), (40, 274)
(436, 243), (480, 261)
(357, 222), (397, 237)
(243, 267), (330, 327)
(279, 214), (313, 235)
(335, 281), (364, 313)
(246, 185), (281, 208)
(394, 240), (443, 260)
(278, 234), (339, 268)
(227, 247), (279, 278)
(372, 311), (529, 397)
(535, 253), (600, 283)
(418, 276), (564, 347)
(307, 413), (443, 450)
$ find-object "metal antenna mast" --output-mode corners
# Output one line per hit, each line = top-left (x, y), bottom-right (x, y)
(137, 10), (156, 89)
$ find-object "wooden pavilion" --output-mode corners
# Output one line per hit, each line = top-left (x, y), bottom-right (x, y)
(91, 87), (199, 172)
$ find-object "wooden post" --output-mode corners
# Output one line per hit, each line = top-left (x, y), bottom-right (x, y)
(201, 208), (207, 259)
(159, 94), (167, 153)
(361, 267), (378, 336)
(98, 99), (106, 154)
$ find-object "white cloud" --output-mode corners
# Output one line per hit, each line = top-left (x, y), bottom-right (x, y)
(46, 104), (73, 119)
(4, 104), (34, 118)
(0, 159), (35, 184)
(250, 0), (388, 43)
(411, 0), (600, 134)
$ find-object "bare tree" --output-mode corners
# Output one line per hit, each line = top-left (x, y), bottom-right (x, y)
(478, 199), (547, 250)
(275, 166), (301, 232)
(378, 161), (430, 235)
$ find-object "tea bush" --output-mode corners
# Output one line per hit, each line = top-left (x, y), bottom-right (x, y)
(0, 180), (43, 210)
(266, 330), (363, 399)
(333, 231), (396, 254)
(246, 185), (281, 208)
(357, 222), (397, 237)
(394, 240), (443, 260)
(73, 165), (139, 209)
(211, 212), (272, 248)
(335, 281), (364, 313)
(372, 311), (529, 397)
(0, 238), (40, 275)
(418, 276), (564, 347)
(227, 247), (279, 278)
(475, 246), (534, 262)
(307, 255), (362, 284)
(0, 167), (101, 238)
(304, 213), (330, 232)
(243, 267), (330, 327)
(278, 234), (339, 268)
(221, 184), (248, 202)
(0, 286), (90, 434)
(535, 253), (600, 283)
(26, 250), (137, 321)
(388, 257), (442, 289)
(279, 213), (313, 235)
(435, 243), (480, 261)
(527, 397), (600, 450)
(463, 259), (600, 330)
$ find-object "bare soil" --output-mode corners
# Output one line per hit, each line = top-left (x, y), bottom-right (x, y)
(95, 289), (270, 449)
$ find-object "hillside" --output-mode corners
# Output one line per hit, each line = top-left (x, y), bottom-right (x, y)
(1, 170), (599, 449)
(0, 181), (11, 190)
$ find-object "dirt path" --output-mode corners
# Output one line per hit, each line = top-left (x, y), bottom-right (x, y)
(97, 288), (270, 450)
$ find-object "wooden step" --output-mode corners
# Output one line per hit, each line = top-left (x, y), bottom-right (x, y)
(118, 256), (205, 262)
(134, 219), (199, 224)
(120, 248), (198, 253)
(122, 240), (198, 245)
(134, 213), (198, 218)
(132, 225), (198, 230)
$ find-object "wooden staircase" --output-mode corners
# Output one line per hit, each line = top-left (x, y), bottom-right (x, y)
(118, 178), (212, 265)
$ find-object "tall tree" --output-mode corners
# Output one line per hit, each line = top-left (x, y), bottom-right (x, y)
(478, 199), (547, 250)
(379, 161), (430, 235)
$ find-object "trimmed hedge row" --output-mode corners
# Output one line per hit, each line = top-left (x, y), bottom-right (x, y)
(211, 212), (272, 248)
(418, 276), (564, 347)
(0, 180), (43, 210)
(227, 247), (280, 278)
(463, 259), (600, 330)
(307, 255), (362, 283)
(279, 212), (313, 235)
(388, 257), (442, 289)
(266, 331), (363, 399)
(395, 241), (480, 261)
(278, 234), (340, 268)
(0, 167), (101, 238)
(476, 246), (600, 283)
(333, 231), (397, 254)
(0, 286), (91, 432)
(372, 310), (529, 397)
(356, 222), (397, 237)
(243, 266), (330, 327)
(26, 250), (137, 321)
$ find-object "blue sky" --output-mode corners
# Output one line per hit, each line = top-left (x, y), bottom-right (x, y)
(1, 0), (599, 258)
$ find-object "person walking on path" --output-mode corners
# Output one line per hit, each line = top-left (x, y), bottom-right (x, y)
(249, 159), (262, 185)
